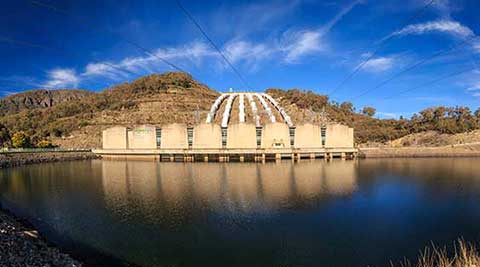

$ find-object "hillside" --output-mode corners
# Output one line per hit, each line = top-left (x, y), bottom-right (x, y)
(0, 72), (218, 148)
(0, 89), (93, 116)
(0, 72), (478, 149)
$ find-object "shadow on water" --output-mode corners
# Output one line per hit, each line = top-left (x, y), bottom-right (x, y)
(1, 158), (480, 266)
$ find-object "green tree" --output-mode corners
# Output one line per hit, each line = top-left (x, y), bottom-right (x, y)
(362, 106), (376, 117)
(11, 131), (31, 148)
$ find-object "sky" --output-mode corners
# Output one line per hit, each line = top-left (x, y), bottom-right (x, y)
(0, 0), (479, 119)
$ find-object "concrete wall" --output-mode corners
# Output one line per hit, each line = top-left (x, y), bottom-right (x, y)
(227, 123), (257, 149)
(102, 126), (128, 149)
(294, 123), (322, 148)
(325, 124), (354, 148)
(127, 125), (157, 149)
(261, 122), (291, 148)
(161, 123), (188, 149)
(193, 123), (222, 149)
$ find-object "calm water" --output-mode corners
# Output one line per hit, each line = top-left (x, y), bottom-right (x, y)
(1, 159), (480, 266)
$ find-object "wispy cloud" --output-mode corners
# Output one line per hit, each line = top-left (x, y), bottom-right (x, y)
(279, 30), (325, 63)
(43, 68), (80, 88)
(467, 83), (480, 91)
(39, 0), (361, 87)
(362, 56), (395, 73)
(390, 20), (474, 39)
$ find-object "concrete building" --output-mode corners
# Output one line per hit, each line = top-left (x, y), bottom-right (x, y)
(261, 122), (291, 149)
(102, 126), (128, 149)
(193, 123), (222, 149)
(160, 123), (188, 149)
(226, 123), (257, 149)
(128, 125), (157, 149)
(294, 123), (322, 148)
(97, 92), (357, 161)
(325, 124), (354, 148)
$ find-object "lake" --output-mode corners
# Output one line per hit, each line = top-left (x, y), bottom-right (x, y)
(1, 158), (480, 266)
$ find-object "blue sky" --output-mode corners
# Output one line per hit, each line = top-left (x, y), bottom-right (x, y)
(0, 0), (479, 119)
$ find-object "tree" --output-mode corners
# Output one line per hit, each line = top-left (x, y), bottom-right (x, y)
(0, 124), (10, 148)
(475, 108), (480, 118)
(340, 102), (354, 114)
(11, 131), (31, 148)
(362, 106), (376, 117)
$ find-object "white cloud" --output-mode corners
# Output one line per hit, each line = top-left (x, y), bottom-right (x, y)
(391, 19), (474, 39)
(363, 56), (395, 72)
(82, 41), (216, 80)
(320, 0), (362, 34)
(224, 40), (271, 68)
(43, 69), (80, 88)
(39, 0), (361, 85)
(467, 83), (480, 91)
(280, 30), (325, 63)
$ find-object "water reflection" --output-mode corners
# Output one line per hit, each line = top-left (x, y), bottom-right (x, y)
(101, 161), (358, 219)
(3, 159), (480, 267)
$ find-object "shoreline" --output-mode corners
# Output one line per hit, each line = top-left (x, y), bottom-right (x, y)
(359, 144), (480, 158)
(0, 151), (100, 169)
(0, 203), (82, 266)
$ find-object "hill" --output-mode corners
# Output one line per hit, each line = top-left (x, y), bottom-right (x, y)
(0, 72), (218, 148)
(0, 89), (93, 116)
(0, 72), (478, 148)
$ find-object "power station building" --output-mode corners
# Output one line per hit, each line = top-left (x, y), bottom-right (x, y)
(95, 93), (356, 161)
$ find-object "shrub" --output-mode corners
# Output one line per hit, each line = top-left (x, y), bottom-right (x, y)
(11, 131), (31, 148)
(37, 140), (54, 148)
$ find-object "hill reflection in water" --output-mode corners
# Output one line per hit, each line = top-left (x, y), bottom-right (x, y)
(101, 161), (358, 225)
(3, 158), (480, 267)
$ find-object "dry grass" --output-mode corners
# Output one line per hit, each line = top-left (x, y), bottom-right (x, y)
(392, 239), (480, 267)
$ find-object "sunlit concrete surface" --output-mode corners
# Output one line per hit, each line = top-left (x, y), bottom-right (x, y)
(294, 123), (322, 148)
(102, 126), (128, 149)
(261, 122), (291, 149)
(160, 123), (188, 149)
(128, 125), (157, 149)
(193, 123), (222, 149)
(226, 123), (257, 149)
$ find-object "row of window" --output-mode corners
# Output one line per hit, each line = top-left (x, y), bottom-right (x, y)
(155, 127), (328, 148)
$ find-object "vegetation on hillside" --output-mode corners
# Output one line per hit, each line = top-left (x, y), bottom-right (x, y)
(0, 72), (478, 148)
(0, 72), (217, 148)
(267, 89), (480, 144)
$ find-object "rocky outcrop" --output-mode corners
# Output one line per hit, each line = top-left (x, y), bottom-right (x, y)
(0, 89), (94, 116)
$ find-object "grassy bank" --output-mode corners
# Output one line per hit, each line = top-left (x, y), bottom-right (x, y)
(392, 240), (479, 267)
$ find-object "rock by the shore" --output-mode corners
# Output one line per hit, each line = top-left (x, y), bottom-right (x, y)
(0, 210), (82, 267)
(0, 151), (99, 169)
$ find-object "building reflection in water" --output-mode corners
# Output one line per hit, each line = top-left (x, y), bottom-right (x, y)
(100, 160), (358, 222)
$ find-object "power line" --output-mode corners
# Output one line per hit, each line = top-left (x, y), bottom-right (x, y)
(383, 66), (476, 99)
(175, 0), (253, 90)
(30, 0), (186, 73)
(350, 36), (477, 101)
(327, 0), (436, 97)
